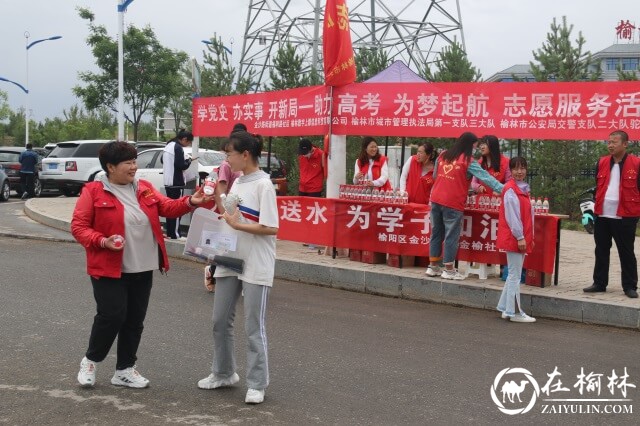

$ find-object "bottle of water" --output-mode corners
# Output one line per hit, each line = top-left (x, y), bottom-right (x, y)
(542, 197), (550, 214)
(394, 188), (402, 204)
(535, 197), (543, 214)
(402, 190), (409, 204)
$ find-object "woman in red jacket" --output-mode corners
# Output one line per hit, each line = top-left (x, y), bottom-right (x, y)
(471, 135), (511, 196)
(353, 136), (392, 191)
(72, 141), (212, 389)
(399, 141), (437, 204)
(496, 157), (536, 323)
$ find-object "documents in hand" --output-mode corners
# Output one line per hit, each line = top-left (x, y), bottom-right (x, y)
(183, 208), (245, 274)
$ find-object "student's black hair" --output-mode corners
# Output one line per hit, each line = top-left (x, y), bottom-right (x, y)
(480, 135), (501, 173)
(417, 141), (437, 162)
(441, 132), (478, 163)
(99, 141), (137, 175)
(231, 123), (248, 135)
(177, 129), (194, 142)
(227, 131), (263, 163)
(509, 156), (528, 170)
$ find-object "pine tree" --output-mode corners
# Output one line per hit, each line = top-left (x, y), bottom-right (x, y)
(617, 66), (639, 81)
(423, 41), (481, 82)
(267, 43), (310, 90)
(527, 16), (604, 217)
(530, 16), (600, 82)
(355, 48), (390, 82)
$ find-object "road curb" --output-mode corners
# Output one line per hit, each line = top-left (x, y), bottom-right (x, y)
(21, 202), (640, 331)
(23, 199), (71, 233)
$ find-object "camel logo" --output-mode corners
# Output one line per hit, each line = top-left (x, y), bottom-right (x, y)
(490, 368), (540, 415)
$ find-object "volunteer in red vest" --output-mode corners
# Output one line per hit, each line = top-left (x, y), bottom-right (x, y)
(298, 138), (325, 197)
(353, 136), (392, 191)
(426, 132), (504, 280)
(399, 142), (437, 204)
(496, 157), (536, 323)
(471, 135), (511, 196)
(584, 130), (640, 299)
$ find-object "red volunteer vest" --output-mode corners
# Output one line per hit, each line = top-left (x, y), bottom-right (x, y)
(430, 152), (472, 211)
(497, 179), (534, 254)
(406, 155), (434, 204)
(358, 155), (392, 191)
(594, 154), (640, 217)
(477, 155), (510, 195)
(299, 147), (324, 193)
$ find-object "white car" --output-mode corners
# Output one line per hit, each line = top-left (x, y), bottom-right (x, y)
(40, 140), (114, 197)
(135, 147), (225, 194)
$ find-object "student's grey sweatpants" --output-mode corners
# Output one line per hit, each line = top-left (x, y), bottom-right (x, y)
(210, 276), (270, 389)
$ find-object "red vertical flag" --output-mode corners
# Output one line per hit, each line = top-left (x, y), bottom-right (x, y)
(323, 0), (356, 86)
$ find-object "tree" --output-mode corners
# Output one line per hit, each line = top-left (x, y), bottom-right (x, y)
(617, 66), (639, 81)
(200, 37), (235, 97)
(355, 47), (390, 82)
(162, 63), (193, 135)
(530, 16), (600, 82)
(267, 43), (310, 90)
(73, 7), (187, 141)
(527, 16), (603, 217)
(423, 41), (481, 82)
(0, 90), (10, 122)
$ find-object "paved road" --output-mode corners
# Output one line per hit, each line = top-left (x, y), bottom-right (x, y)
(0, 194), (73, 242)
(0, 237), (638, 425)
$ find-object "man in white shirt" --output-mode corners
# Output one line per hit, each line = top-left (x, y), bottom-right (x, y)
(584, 130), (640, 298)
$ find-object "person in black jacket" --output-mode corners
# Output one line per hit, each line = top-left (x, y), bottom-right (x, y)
(162, 129), (194, 239)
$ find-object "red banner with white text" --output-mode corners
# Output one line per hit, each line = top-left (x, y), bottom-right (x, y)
(192, 85), (330, 137)
(193, 81), (639, 140)
(277, 197), (558, 273)
(331, 81), (640, 140)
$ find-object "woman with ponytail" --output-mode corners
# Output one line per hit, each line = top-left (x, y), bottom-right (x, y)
(197, 131), (278, 405)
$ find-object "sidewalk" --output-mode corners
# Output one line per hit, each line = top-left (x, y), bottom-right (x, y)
(24, 197), (640, 330)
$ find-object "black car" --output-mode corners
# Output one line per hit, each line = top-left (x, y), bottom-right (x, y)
(0, 165), (10, 201)
(0, 146), (47, 197)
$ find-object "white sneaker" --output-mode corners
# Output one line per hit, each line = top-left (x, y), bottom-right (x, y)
(425, 266), (442, 276)
(510, 313), (536, 323)
(197, 372), (240, 389)
(77, 357), (97, 387)
(441, 268), (465, 280)
(500, 312), (510, 319)
(111, 366), (150, 388)
(245, 388), (265, 404)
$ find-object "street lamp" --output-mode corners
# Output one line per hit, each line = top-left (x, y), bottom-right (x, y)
(117, 0), (136, 141)
(201, 39), (233, 56)
(25, 32), (62, 147)
(0, 76), (28, 94)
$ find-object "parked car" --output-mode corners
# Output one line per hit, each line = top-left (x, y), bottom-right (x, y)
(134, 147), (225, 194)
(135, 141), (166, 152)
(260, 152), (288, 195)
(0, 165), (10, 202)
(0, 146), (48, 197)
(43, 143), (58, 155)
(40, 140), (114, 197)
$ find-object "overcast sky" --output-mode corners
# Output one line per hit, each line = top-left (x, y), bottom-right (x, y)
(0, 0), (636, 121)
